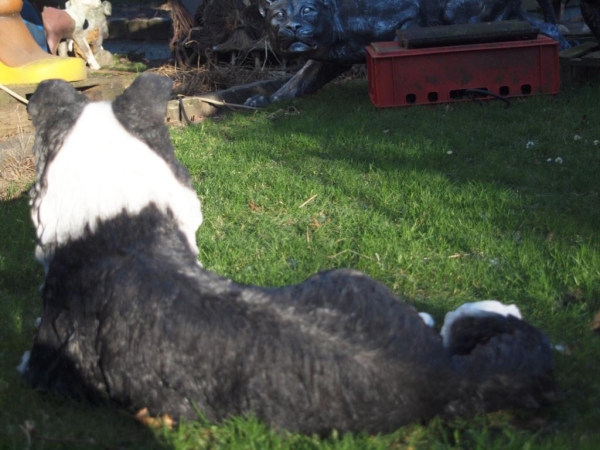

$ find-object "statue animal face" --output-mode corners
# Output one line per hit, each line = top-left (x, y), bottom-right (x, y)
(261, 0), (336, 56)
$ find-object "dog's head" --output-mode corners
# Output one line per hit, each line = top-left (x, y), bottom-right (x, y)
(28, 74), (203, 270)
(65, 0), (103, 27)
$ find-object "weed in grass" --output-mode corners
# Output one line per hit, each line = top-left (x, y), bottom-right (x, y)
(0, 154), (35, 202)
(109, 53), (149, 73)
(2, 78), (600, 448)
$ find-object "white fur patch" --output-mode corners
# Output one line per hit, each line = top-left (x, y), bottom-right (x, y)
(17, 351), (30, 375)
(65, 0), (101, 29)
(440, 300), (522, 348)
(418, 312), (435, 327)
(33, 101), (202, 267)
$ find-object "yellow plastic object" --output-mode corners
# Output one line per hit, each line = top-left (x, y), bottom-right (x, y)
(0, 0), (87, 85)
(0, 57), (87, 85)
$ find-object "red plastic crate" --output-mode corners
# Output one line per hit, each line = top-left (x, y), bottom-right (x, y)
(366, 36), (559, 107)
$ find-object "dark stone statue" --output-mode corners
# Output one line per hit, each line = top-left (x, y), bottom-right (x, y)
(581, 0), (600, 43)
(245, 0), (568, 107)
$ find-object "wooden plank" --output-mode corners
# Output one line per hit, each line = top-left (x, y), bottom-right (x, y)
(166, 77), (291, 127)
(0, 75), (135, 139)
(1, 74), (287, 138)
(560, 47), (600, 85)
(0, 75), (135, 107)
(559, 41), (600, 60)
(397, 21), (539, 49)
(561, 63), (600, 84)
(579, 51), (600, 66)
(166, 97), (217, 126)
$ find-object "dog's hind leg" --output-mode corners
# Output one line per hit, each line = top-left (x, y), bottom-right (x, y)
(244, 269), (445, 361)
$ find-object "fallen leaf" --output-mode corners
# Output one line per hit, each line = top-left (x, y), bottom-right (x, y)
(248, 200), (261, 212)
(135, 408), (174, 430)
(591, 310), (600, 333)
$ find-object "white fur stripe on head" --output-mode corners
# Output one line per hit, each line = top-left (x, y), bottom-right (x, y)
(440, 300), (522, 348)
(34, 101), (202, 266)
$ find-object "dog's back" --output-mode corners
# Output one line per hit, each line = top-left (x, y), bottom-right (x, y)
(23, 74), (559, 435)
(26, 197), (454, 432)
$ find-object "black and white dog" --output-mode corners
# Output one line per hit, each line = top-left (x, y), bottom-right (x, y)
(21, 74), (560, 435)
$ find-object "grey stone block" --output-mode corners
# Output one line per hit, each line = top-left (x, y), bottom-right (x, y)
(148, 17), (172, 41)
(107, 18), (129, 40)
(128, 18), (149, 41)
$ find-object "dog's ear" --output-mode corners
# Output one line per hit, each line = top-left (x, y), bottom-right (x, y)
(102, 0), (112, 15)
(28, 79), (88, 129)
(112, 74), (173, 128)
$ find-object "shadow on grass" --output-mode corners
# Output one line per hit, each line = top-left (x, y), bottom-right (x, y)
(260, 80), (600, 240)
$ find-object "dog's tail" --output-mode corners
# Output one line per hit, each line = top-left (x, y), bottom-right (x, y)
(440, 301), (561, 418)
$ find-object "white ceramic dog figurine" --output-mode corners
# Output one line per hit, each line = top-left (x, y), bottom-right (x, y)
(74, 0), (112, 57)
(43, 0), (111, 70)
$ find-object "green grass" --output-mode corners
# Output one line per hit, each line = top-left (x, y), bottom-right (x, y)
(2, 78), (600, 449)
(107, 54), (149, 73)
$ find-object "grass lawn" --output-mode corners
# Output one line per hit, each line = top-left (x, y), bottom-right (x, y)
(1, 78), (600, 449)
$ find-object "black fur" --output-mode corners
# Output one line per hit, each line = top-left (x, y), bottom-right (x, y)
(581, 0), (600, 43)
(111, 75), (193, 189)
(23, 74), (560, 434)
(27, 80), (89, 212)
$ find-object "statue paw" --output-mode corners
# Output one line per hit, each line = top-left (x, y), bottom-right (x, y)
(245, 95), (272, 108)
(88, 60), (101, 70)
